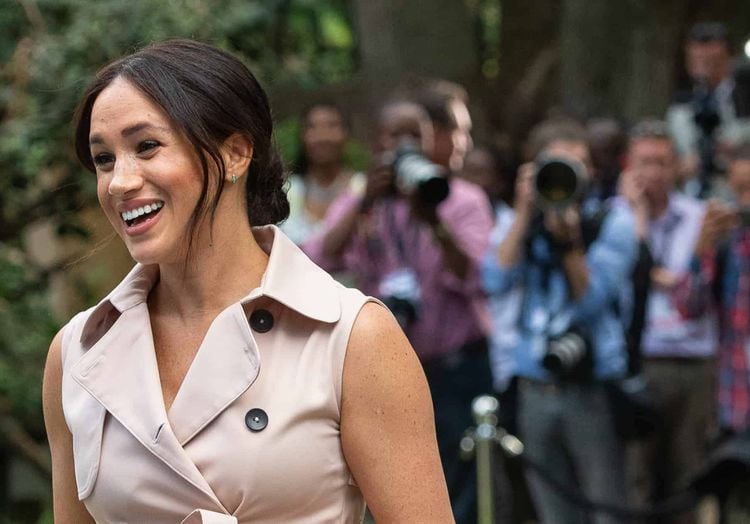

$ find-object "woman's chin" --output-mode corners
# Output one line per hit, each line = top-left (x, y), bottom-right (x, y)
(124, 243), (167, 266)
(128, 250), (160, 265)
(125, 242), (186, 267)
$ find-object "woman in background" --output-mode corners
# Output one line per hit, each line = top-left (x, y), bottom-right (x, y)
(282, 102), (364, 246)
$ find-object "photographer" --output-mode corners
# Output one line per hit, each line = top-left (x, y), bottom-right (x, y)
(305, 89), (494, 523)
(666, 22), (749, 198)
(674, 140), (750, 514)
(619, 120), (718, 524)
(481, 119), (637, 524)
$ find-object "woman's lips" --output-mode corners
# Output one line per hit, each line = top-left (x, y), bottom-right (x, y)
(123, 206), (163, 236)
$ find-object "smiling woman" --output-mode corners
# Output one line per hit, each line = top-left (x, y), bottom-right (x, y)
(42, 40), (452, 523)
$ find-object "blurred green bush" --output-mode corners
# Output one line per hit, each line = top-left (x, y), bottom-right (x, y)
(0, 0), (357, 519)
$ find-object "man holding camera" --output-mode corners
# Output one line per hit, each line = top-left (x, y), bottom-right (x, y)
(666, 22), (750, 198)
(482, 120), (637, 524)
(619, 120), (718, 524)
(676, 141), (750, 522)
(305, 86), (494, 523)
(674, 140), (750, 516)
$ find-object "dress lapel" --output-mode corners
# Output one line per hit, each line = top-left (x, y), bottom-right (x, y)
(71, 302), (228, 511)
(166, 300), (262, 446)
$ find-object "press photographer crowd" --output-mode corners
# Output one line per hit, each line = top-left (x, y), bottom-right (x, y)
(284, 22), (750, 524)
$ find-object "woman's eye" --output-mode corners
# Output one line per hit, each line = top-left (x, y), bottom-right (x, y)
(137, 140), (160, 154)
(93, 153), (114, 167)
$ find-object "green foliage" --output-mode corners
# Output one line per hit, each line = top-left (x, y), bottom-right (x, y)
(275, 117), (303, 170)
(0, 0), (357, 516)
(466, 0), (502, 79)
(275, 115), (370, 175)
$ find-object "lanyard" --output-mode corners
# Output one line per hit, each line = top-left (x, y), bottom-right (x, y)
(523, 235), (571, 337)
(650, 210), (681, 267)
(382, 199), (423, 268)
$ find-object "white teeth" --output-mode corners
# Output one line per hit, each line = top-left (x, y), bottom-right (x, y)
(121, 202), (163, 224)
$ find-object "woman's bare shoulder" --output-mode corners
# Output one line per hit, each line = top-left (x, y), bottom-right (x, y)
(341, 302), (453, 523)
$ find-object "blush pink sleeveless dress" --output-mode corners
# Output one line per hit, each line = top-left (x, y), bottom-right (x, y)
(60, 226), (371, 523)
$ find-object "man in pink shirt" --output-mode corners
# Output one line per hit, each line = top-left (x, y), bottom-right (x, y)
(304, 85), (494, 523)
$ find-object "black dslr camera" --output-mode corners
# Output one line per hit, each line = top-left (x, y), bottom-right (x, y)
(693, 77), (722, 197)
(542, 329), (593, 379)
(386, 143), (450, 206)
(378, 267), (421, 331)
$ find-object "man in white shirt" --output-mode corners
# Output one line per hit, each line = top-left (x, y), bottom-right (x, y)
(620, 120), (718, 524)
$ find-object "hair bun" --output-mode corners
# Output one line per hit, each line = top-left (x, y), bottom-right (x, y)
(246, 144), (290, 226)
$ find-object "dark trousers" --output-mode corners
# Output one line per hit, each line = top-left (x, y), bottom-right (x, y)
(517, 379), (628, 524)
(422, 339), (494, 524)
(629, 358), (716, 524)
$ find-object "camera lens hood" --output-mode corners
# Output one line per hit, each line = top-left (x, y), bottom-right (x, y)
(534, 156), (587, 209)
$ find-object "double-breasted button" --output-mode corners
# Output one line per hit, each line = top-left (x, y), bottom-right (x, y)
(249, 309), (274, 333)
(245, 408), (268, 432)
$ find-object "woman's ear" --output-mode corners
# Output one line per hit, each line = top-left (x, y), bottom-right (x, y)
(222, 134), (254, 184)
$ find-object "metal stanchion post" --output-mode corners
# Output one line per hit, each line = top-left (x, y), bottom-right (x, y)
(460, 396), (498, 524)
(474, 396), (499, 524)
(461, 395), (526, 524)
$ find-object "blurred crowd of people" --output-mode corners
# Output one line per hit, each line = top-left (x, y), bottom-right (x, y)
(281, 22), (750, 524)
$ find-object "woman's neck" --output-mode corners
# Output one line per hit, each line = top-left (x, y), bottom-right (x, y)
(308, 164), (346, 186)
(150, 218), (268, 323)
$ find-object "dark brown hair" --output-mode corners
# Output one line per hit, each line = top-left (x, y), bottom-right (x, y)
(628, 119), (672, 142)
(687, 22), (731, 49)
(414, 79), (468, 130)
(525, 118), (588, 160)
(74, 39), (289, 247)
(294, 101), (349, 175)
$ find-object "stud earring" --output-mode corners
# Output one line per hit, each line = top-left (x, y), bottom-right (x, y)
(231, 174), (237, 184)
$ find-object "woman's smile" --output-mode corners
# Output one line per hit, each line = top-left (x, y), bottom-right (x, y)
(120, 200), (164, 236)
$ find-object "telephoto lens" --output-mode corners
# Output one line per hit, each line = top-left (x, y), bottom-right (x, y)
(534, 156), (587, 209)
(393, 143), (450, 205)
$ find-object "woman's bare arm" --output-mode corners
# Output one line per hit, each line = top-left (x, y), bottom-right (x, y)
(341, 302), (454, 523)
(42, 329), (95, 523)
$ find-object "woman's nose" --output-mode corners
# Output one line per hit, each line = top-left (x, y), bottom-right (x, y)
(108, 157), (144, 196)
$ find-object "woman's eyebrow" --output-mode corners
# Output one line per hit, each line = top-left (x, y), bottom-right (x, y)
(89, 122), (170, 145)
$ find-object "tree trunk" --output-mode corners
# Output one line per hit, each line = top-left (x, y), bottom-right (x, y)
(353, 0), (479, 87)
(558, 0), (747, 123)
(558, 0), (687, 121)
(495, 0), (561, 137)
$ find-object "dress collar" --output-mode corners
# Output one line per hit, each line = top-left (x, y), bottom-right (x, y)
(80, 225), (341, 345)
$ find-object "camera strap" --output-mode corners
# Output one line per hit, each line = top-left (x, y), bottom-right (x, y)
(383, 199), (425, 269)
(522, 238), (573, 339)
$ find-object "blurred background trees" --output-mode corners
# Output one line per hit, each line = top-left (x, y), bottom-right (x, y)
(0, 0), (747, 521)
(0, 1), (358, 520)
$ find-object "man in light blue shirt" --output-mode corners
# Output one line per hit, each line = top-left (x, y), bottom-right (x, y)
(482, 119), (637, 524)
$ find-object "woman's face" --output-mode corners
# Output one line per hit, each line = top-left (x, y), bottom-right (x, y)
(302, 106), (348, 168)
(89, 77), (204, 265)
